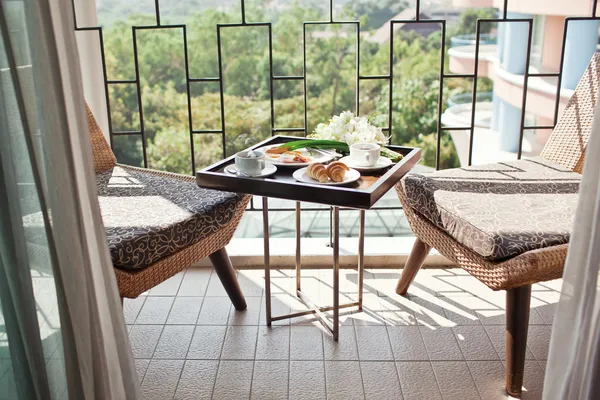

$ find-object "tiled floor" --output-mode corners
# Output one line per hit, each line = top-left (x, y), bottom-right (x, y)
(125, 267), (559, 400)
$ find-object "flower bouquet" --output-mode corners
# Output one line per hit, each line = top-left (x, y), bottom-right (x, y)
(265, 111), (403, 162)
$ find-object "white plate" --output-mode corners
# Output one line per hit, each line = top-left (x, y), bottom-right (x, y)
(292, 167), (361, 186)
(225, 163), (277, 178)
(260, 144), (335, 167)
(339, 156), (393, 171)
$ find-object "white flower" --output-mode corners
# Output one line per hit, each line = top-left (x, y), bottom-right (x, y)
(311, 111), (389, 146)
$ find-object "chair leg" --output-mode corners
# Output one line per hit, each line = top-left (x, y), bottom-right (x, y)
(395, 238), (431, 295)
(209, 247), (247, 310)
(505, 284), (531, 398)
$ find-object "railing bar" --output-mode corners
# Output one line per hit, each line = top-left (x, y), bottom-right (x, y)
(272, 128), (306, 132)
(523, 125), (555, 130)
(329, 0), (333, 23)
(435, 21), (446, 171)
(273, 75), (304, 80)
(183, 25), (195, 174)
(97, 29), (115, 149)
(269, 24), (275, 136)
(189, 77), (220, 82)
(154, 0), (161, 26)
(216, 26), (227, 157)
(388, 20), (394, 143)
(303, 23), (308, 136)
(133, 24), (186, 29)
(193, 129), (223, 134)
(356, 20), (360, 115)
(528, 73), (559, 77)
(553, 19), (570, 124)
(517, 21), (534, 160)
(502, 0), (508, 20)
(359, 75), (390, 80)
(131, 28), (148, 168)
(440, 126), (472, 131)
(107, 80), (137, 84)
(467, 21), (482, 167)
(241, 0), (246, 24)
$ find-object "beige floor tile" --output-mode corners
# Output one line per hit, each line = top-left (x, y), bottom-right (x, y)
(250, 360), (289, 400)
(148, 272), (184, 296)
(177, 268), (211, 297)
(387, 326), (429, 361)
(290, 325), (324, 360)
(129, 325), (163, 359)
(396, 361), (442, 400)
(196, 297), (231, 325)
(255, 325), (290, 360)
(431, 361), (480, 400)
(483, 325), (535, 361)
(467, 361), (507, 400)
(237, 271), (264, 297)
(173, 360), (218, 400)
(527, 326), (551, 361)
(212, 360), (254, 399)
(166, 297), (203, 325)
(324, 326), (359, 360)
(419, 326), (463, 361)
(360, 361), (403, 400)
(409, 295), (454, 327)
(153, 325), (195, 359)
(123, 296), (147, 324)
(220, 325), (259, 360)
(135, 296), (175, 325)
(228, 296), (262, 325)
(139, 359), (184, 400)
(325, 361), (365, 400)
(453, 325), (499, 361)
(289, 361), (326, 400)
(522, 361), (545, 400)
(205, 272), (231, 297)
(187, 326), (227, 360)
(355, 326), (394, 361)
(133, 359), (149, 386)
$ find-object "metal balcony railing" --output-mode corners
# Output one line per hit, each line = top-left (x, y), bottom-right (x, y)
(71, 0), (600, 218)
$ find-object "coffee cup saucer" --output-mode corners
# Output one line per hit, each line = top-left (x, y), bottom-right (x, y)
(339, 156), (392, 171)
(225, 163), (277, 178)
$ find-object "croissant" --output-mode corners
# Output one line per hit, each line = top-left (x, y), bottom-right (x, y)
(307, 163), (329, 183)
(327, 161), (349, 182)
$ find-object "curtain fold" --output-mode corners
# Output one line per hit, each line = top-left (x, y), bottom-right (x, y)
(0, 0), (138, 398)
(543, 88), (600, 399)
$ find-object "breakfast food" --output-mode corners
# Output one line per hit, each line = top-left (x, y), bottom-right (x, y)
(326, 161), (349, 182)
(306, 163), (329, 183)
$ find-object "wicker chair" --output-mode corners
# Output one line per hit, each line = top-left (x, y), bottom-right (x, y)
(395, 53), (600, 397)
(87, 105), (251, 309)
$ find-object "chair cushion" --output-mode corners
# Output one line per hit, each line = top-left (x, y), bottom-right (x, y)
(403, 157), (581, 261)
(98, 166), (245, 270)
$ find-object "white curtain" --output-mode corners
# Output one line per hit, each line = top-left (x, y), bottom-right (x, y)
(543, 92), (600, 398)
(0, 0), (138, 398)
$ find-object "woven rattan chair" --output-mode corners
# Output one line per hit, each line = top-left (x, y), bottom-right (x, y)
(395, 53), (600, 397)
(87, 105), (250, 309)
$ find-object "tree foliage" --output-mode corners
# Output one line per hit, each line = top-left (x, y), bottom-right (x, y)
(101, 3), (488, 174)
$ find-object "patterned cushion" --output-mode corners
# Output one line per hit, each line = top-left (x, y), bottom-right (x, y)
(98, 166), (244, 270)
(403, 157), (581, 261)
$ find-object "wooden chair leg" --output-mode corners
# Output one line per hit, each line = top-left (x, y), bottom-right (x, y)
(505, 284), (531, 398)
(395, 238), (431, 295)
(209, 247), (247, 310)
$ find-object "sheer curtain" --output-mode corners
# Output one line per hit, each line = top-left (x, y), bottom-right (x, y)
(543, 89), (600, 398)
(0, 0), (138, 398)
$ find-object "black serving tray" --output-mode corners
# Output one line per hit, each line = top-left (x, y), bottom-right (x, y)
(196, 135), (421, 210)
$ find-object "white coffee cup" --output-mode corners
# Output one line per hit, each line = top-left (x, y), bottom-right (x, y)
(235, 149), (266, 176)
(350, 143), (380, 167)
